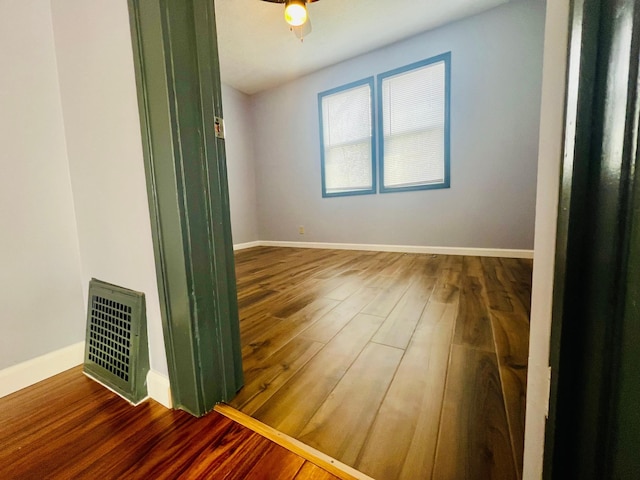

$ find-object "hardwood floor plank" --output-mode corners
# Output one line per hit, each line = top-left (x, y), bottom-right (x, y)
(397, 303), (459, 480)
(377, 252), (417, 277)
(138, 423), (269, 479)
(239, 287), (322, 328)
(272, 290), (331, 319)
(480, 257), (515, 312)
(240, 312), (280, 346)
(237, 250), (324, 291)
(310, 251), (366, 280)
(244, 443), (306, 479)
(324, 277), (371, 302)
(99, 414), (237, 478)
(490, 310), (530, 476)
(253, 313), (385, 436)
(501, 258), (533, 289)
(2, 394), (171, 478)
(453, 275), (495, 352)
(431, 268), (461, 304)
(242, 297), (339, 371)
(499, 258), (533, 317)
(433, 345), (517, 480)
(298, 342), (404, 465)
(302, 286), (381, 343)
(295, 463), (343, 480)
(0, 376), (120, 452)
(231, 337), (325, 414)
(0, 368), (352, 480)
(356, 301), (457, 480)
(371, 275), (437, 349)
(257, 271), (353, 309)
(360, 275), (413, 317)
(495, 257), (519, 283)
(313, 274), (366, 299)
(45, 404), (184, 478)
(237, 286), (278, 310)
(440, 254), (464, 271)
(415, 254), (443, 277)
(463, 255), (485, 276)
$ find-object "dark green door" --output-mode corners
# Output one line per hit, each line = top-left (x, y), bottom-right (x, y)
(546, 0), (640, 478)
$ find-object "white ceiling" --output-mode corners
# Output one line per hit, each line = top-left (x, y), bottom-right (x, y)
(214, 0), (510, 95)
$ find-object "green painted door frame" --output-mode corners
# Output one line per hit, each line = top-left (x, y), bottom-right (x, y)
(546, 0), (640, 477)
(127, 0), (243, 416)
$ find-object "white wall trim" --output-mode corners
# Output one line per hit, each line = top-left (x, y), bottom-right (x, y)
(146, 370), (172, 409)
(233, 241), (262, 251)
(255, 240), (534, 259)
(0, 341), (173, 410)
(0, 341), (85, 399)
(523, 0), (571, 477)
(83, 371), (144, 406)
(85, 368), (173, 409)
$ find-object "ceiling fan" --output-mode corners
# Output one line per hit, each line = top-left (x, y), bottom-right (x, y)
(262, 0), (320, 40)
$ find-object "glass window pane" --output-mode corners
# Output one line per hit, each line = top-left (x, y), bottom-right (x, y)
(319, 80), (374, 196)
(325, 142), (372, 193)
(380, 57), (449, 191)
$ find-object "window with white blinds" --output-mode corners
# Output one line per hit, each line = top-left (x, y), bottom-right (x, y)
(319, 78), (375, 197)
(378, 54), (450, 193)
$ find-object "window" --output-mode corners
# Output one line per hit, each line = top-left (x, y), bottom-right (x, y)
(378, 53), (450, 193)
(319, 77), (376, 197)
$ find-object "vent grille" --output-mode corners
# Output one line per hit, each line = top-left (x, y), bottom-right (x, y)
(88, 297), (132, 382)
(84, 279), (149, 404)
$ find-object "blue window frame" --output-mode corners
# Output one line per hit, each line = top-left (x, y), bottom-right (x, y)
(318, 77), (376, 197)
(377, 53), (451, 193)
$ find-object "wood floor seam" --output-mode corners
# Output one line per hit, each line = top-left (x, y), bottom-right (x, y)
(430, 297), (460, 480)
(487, 309), (525, 479)
(352, 340), (413, 470)
(368, 340), (405, 351)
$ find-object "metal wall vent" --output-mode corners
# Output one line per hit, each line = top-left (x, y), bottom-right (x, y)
(84, 279), (149, 405)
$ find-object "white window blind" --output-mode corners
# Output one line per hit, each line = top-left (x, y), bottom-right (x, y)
(320, 81), (374, 195)
(381, 59), (447, 190)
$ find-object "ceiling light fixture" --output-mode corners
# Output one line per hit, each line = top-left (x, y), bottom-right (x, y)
(262, 0), (319, 40)
(284, 0), (307, 27)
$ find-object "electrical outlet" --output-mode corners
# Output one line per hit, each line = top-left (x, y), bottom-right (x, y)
(299, 226), (305, 235)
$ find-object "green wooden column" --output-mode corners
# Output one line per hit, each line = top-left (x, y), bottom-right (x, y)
(127, 0), (243, 416)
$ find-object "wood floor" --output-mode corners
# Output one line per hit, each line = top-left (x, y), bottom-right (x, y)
(0, 367), (345, 480)
(231, 247), (532, 480)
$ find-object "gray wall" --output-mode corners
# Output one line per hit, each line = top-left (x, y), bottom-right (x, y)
(250, 0), (545, 250)
(222, 84), (259, 245)
(51, 0), (168, 376)
(0, 0), (85, 369)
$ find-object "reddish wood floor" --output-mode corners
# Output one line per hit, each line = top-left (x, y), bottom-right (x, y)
(0, 367), (342, 480)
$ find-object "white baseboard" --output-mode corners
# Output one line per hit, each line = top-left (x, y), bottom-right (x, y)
(0, 341), (85, 399)
(256, 240), (534, 259)
(233, 241), (262, 251)
(0, 341), (172, 409)
(85, 369), (173, 409)
(147, 370), (172, 409)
